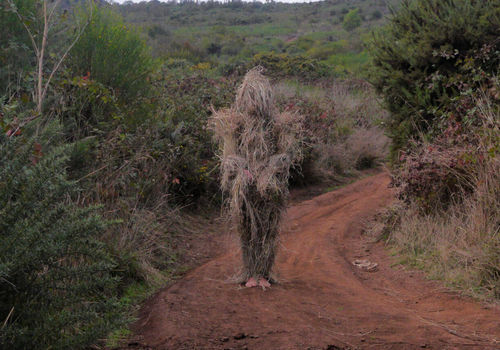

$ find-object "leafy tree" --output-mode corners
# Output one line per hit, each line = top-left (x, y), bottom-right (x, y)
(368, 0), (500, 156)
(5, 0), (91, 114)
(343, 8), (361, 32)
(0, 136), (122, 349)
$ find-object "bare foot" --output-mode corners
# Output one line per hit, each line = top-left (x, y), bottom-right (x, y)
(245, 277), (258, 288)
(259, 277), (271, 288)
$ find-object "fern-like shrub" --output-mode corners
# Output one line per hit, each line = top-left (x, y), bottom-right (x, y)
(0, 136), (122, 349)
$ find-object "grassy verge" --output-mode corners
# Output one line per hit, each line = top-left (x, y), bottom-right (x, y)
(374, 96), (500, 300)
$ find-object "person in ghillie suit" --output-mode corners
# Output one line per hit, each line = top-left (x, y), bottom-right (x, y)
(211, 67), (302, 288)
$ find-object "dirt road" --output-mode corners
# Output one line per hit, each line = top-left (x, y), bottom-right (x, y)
(127, 173), (500, 350)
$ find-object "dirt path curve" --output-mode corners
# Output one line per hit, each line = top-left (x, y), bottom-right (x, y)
(128, 173), (500, 350)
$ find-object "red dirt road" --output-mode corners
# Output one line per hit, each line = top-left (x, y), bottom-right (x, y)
(128, 173), (500, 350)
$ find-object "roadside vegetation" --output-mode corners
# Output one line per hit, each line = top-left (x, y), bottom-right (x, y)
(368, 0), (500, 300)
(5, 0), (500, 347)
(0, 0), (391, 348)
(4, 0), (500, 347)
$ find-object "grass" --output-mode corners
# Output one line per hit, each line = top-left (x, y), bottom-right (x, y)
(105, 283), (153, 348)
(381, 96), (500, 300)
(229, 24), (297, 36)
(273, 78), (389, 182)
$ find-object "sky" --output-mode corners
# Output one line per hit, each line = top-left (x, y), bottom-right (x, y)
(112, 0), (323, 3)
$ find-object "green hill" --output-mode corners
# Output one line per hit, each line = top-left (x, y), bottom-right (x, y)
(113, 0), (401, 76)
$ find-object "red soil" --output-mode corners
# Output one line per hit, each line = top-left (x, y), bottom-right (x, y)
(126, 173), (500, 350)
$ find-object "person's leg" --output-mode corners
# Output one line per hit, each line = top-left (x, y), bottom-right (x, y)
(255, 226), (277, 288)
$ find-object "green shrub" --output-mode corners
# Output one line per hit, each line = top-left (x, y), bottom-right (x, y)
(326, 50), (371, 77)
(0, 0), (37, 96)
(369, 0), (500, 157)
(343, 8), (362, 32)
(250, 52), (331, 81)
(151, 68), (238, 201)
(69, 3), (156, 123)
(371, 9), (382, 20)
(306, 40), (347, 61)
(0, 137), (122, 349)
(55, 72), (121, 138)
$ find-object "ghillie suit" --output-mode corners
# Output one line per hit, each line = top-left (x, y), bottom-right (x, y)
(211, 67), (302, 281)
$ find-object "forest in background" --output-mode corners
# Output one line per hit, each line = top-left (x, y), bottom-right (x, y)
(3, 0), (500, 348)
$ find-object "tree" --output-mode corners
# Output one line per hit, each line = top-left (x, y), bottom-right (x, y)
(5, 0), (92, 129)
(0, 0), (37, 96)
(342, 8), (361, 32)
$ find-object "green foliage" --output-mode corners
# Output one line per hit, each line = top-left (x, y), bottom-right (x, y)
(343, 8), (362, 32)
(250, 52), (331, 81)
(0, 136), (122, 350)
(55, 72), (121, 138)
(0, 0), (37, 96)
(326, 50), (371, 77)
(153, 69), (237, 200)
(0, 1), (402, 346)
(371, 9), (382, 20)
(69, 3), (156, 122)
(112, 0), (399, 77)
(369, 0), (500, 157)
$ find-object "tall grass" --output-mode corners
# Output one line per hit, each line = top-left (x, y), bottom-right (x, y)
(273, 79), (389, 180)
(389, 96), (500, 299)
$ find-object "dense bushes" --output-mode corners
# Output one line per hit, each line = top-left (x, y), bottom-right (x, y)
(386, 92), (500, 298)
(343, 8), (362, 32)
(0, 0), (36, 95)
(0, 137), (122, 349)
(368, 0), (500, 299)
(369, 0), (500, 156)
(69, 3), (156, 121)
(0, 0), (396, 347)
(273, 79), (389, 182)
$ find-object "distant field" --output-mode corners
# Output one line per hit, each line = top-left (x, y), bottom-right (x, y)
(114, 0), (401, 77)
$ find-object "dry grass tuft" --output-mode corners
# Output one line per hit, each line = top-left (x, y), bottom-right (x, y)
(211, 67), (303, 280)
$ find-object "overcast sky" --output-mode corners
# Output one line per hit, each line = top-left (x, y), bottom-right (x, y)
(112, 0), (323, 3)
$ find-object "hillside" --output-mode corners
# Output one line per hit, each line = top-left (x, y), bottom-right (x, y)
(113, 0), (401, 75)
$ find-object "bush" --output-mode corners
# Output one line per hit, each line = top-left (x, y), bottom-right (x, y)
(369, 0), (500, 156)
(151, 68), (238, 201)
(0, 0), (36, 96)
(250, 52), (331, 81)
(343, 8), (362, 32)
(69, 3), (156, 122)
(371, 10), (382, 20)
(273, 79), (389, 182)
(306, 41), (347, 61)
(389, 94), (500, 298)
(0, 137), (122, 349)
(54, 72), (121, 138)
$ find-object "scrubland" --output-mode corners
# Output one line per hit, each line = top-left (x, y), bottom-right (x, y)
(3, 0), (500, 348)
